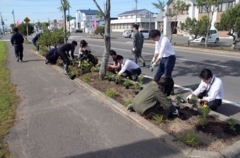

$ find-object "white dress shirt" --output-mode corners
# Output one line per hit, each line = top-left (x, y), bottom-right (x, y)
(119, 59), (139, 75)
(193, 76), (224, 102)
(155, 36), (175, 59)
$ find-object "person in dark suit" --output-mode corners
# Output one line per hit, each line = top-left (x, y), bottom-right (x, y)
(10, 27), (24, 62)
(132, 24), (146, 67)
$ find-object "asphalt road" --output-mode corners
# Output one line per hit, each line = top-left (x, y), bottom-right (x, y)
(6, 43), (183, 158)
(68, 34), (240, 118)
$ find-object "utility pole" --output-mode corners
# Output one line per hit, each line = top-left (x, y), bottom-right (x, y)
(68, 7), (70, 33)
(12, 10), (16, 27)
(0, 12), (5, 35)
(135, 0), (137, 24)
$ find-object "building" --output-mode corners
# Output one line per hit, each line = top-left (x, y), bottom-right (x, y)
(48, 19), (64, 30)
(161, 0), (240, 36)
(111, 9), (156, 32)
(75, 9), (103, 33)
(66, 17), (76, 32)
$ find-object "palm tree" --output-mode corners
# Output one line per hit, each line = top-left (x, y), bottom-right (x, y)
(59, 0), (70, 43)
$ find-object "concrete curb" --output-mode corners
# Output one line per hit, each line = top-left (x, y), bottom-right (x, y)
(31, 50), (240, 158)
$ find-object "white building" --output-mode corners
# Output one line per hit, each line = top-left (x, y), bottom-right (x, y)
(66, 18), (76, 32)
(75, 9), (103, 33)
(158, 0), (239, 36)
(111, 9), (156, 32)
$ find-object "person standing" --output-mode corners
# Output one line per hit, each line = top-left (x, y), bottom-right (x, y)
(132, 24), (146, 67)
(57, 41), (78, 78)
(149, 29), (176, 83)
(32, 31), (41, 54)
(10, 27), (24, 62)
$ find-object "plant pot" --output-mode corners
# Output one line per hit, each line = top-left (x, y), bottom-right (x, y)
(134, 91), (139, 95)
(125, 86), (129, 89)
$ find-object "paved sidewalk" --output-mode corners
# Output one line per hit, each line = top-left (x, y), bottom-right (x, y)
(5, 42), (184, 158)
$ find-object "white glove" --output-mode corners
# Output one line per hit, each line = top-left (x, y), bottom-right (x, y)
(149, 62), (156, 71)
(132, 48), (136, 52)
(186, 94), (192, 101)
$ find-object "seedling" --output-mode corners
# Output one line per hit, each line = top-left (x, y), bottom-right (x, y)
(178, 130), (199, 147)
(134, 82), (141, 90)
(137, 75), (143, 84)
(81, 75), (90, 82)
(151, 113), (164, 124)
(123, 78), (131, 89)
(124, 97), (133, 107)
(90, 66), (99, 73)
(188, 97), (198, 105)
(197, 106), (210, 127)
(227, 118), (238, 131)
(114, 75), (121, 84)
(105, 88), (117, 98)
(105, 72), (114, 81)
(175, 94), (184, 105)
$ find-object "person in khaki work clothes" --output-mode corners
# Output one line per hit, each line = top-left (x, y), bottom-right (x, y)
(127, 77), (179, 118)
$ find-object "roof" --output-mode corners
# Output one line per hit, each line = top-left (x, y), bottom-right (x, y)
(77, 9), (98, 15)
(118, 9), (146, 16)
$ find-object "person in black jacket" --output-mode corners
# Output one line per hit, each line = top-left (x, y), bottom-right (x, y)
(10, 27), (24, 62)
(57, 41), (77, 77)
(45, 48), (59, 65)
(79, 50), (97, 66)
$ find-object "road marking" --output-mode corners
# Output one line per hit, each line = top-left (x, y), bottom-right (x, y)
(142, 75), (240, 107)
(89, 44), (228, 68)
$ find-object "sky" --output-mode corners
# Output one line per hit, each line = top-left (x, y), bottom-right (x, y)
(0, 0), (161, 28)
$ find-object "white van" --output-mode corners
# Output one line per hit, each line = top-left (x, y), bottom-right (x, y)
(131, 30), (150, 39)
(189, 29), (219, 43)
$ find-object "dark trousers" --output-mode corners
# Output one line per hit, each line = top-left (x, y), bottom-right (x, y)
(32, 40), (39, 51)
(154, 55), (176, 83)
(14, 45), (24, 60)
(198, 92), (222, 111)
(133, 49), (145, 64)
(121, 68), (141, 80)
(58, 50), (70, 65)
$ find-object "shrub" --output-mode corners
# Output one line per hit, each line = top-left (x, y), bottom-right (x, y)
(18, 23), (34, 37)
(105, 88), (117, 98)
(178, 130), (200, 147)
(151, 114), (164, 124)
(94, 26), (104, 37)
(227, 118), (238, 131)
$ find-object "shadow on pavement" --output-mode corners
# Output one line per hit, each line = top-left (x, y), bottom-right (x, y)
(65, 138), (181, 158)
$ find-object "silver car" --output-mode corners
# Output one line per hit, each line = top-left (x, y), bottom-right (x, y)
(122, 30), (133, 38)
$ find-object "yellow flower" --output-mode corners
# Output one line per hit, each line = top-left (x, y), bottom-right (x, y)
(127, 77), (129, 79)
(115, 71), (118, 73)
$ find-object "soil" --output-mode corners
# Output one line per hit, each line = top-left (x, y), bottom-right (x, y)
(78, 72), (240, 152)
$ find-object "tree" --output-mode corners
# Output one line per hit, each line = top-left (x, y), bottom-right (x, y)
(93, 0), (110, 80)
(195, 0), (219, 47)
(41, 22), (49, 29)
(95, 26), (105, 37)
(180, 16), (209, 45)
(96, 11), (104, 20)
(216, 4), (240, 49)
(59, 0), (70, 43)
(18, 23), (34, 39)
(152, 0), (190, 42)
(10, 24), (14, 29)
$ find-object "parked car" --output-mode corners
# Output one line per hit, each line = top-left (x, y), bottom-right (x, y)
(189, 29), (219, 43)
(122, 30), (133, 38)
(75, 29), (83, 33)
(131, 30), (150, 39)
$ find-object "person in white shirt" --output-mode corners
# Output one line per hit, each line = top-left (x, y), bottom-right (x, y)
(149, 30), (176, 84)
(116, 55), (141, 81)
(186, 68), (224, 111)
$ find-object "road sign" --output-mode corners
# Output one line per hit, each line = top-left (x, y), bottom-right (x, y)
(24, 17), (30, 24)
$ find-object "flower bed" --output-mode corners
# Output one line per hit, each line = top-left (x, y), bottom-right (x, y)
(41, 51), (240, 152)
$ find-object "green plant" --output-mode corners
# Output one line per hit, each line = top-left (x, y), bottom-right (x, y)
(123, 78), (131, 88)
(18, 23), (34, 37)
(188, 97), (198, 105)
(137, 75), (143, 84)
(94, 26), (105, 37)
(151, 113), (164, 124)
(81, 75), (90, 82)
(114, 75), (121, 84)
(124, 97), (133, 107)
(38, 28), (64, 48)
(175, 94), (183, 105)
(78, 60), (93, 72)
(105, 72), (114, 81)
(227, 118), (238, 131)
(197, 106), (210, 127)
(105, 88), (117, 98)
(90, 66), (99, 73)
(134, 82), (141, 90)
(178, 130), (199, 147)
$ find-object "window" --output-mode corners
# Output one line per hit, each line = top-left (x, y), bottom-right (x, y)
(199, 5), (211, 13)
(218, 2), (234, 12)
